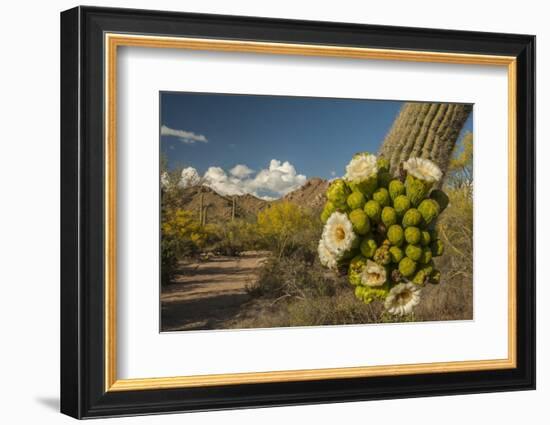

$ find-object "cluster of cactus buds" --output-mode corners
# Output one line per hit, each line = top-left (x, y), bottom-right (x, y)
(318, 153), (449, 316)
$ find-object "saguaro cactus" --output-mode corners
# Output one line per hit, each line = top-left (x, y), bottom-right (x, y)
(201, 205), (209, 226)
(199, 192), (204, 224)
(378, 103), (472, 177)
(231, 196), (236, 221)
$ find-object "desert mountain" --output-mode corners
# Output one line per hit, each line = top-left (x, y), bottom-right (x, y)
(281, 177), (329, 211)
(178, 178), (329, 223)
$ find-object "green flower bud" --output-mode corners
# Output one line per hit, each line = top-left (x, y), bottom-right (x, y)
(388, 179), (405, 201)
(387, 224), (404, 246)
(374, 246), (391, 265)
(420, 247), (432, 264)
(348, 255), (367, 286)
(430, 189), (450, 211)
(364, 200), (382, 223)
(377, 156), (390, 172)
(372, 188), (390, 207)
(398, 257), (417, 277)
(430, 269), (441, 284)
(349, 209), (371, 235)
(402, 208), (422, 228)
(348, 177), (378, 197)
(320, 201), (337, 223)
(420, 230), (431, 246)
(412, 270), (428, 286)
(404, 226), (421, 244)
(418, 199), (440, 226)
(360, 282), (391, 304)
(381, 206), (398, 227)
(431, 239), (444, 257)
(326, 179), (351, 206)
(347, 191), (366, 210)
(389, 246), (404, 263)
(405, 174), (429, 206)
(360, 237), (377, 258)
(393, 194), (411, 217)
(405, 244), (423, 262)
(377, 171), (392, 189)
(420, 262), (434, 277)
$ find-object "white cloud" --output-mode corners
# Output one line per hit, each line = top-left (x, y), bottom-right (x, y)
(160, 125), (208, 144)
(179, 167), (201, 188)
(248, 160), (306, 196)
(203, 166), (246, 196)
(230, 164), (254, 178)
(172, 159), (306, 198)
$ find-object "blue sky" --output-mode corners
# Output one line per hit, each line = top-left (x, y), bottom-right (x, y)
(160, 92), (473, 199)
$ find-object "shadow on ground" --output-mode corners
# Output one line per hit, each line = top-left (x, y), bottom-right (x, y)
(161, 292), (251, 331)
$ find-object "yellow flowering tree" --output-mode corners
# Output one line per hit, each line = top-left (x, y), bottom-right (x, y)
(161, 208), (210, 284)
(257, 201), (317, 257)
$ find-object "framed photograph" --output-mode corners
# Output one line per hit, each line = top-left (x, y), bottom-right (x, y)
(60, 6), (535, 419)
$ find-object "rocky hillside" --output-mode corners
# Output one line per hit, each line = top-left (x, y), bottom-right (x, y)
(179, 186), (267, 222)
(179, 178), (328, 223)
(281, 177), (329, 211)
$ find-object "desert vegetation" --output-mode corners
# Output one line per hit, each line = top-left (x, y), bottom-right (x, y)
(160, 102), (473, 331)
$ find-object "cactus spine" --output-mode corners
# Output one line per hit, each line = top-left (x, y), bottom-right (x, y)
(379, 103), (472, 177)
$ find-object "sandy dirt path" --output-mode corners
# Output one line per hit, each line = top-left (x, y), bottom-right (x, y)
(161, 251), (269, 331)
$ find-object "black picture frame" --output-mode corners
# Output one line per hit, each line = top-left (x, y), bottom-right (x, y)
(61, 5), (536, 419)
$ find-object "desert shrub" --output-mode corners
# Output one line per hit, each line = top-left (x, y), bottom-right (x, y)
(413, 278), (473, 321)
(439, 130), (473, 278)
(286, 291), (383, 327)
(161, 208), (211, 284)
(229, 287), (384, 329)
(409, 185), (474, 320)
(208, 219), (262, 256)
(437, 186), (473, 281)
(256, 201), (320, 257)
(246, 255), (338, 300)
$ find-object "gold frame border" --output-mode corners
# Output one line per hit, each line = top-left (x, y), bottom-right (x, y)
(104, 33), (518, 392)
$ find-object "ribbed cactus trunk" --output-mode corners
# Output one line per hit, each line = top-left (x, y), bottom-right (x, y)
(379, 103), (472, 177)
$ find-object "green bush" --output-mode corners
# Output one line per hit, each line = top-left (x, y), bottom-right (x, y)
(209, 219), (262, 256)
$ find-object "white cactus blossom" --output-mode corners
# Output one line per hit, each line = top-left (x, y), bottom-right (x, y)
(344, 153), (378, 182)
(361, 260), (387, 287)
(403, 157), (442, 183)
(317, 239), (338, 270)
(384, 282), (422, 316)
(321, 212), (357, 257)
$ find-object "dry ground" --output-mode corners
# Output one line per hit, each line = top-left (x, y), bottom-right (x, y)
(160, 251), (268, 331)
(161, 251), (472, 331)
